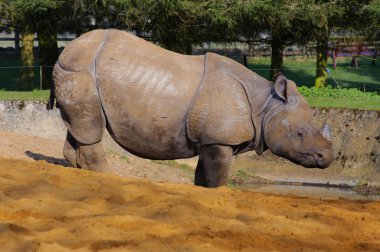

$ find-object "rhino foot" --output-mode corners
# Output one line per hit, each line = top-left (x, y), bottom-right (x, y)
(195, 145), (233, 188)
(64, 130), (109, 173)
(63, 131), (78, 168)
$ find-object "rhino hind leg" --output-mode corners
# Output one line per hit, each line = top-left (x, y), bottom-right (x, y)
(195, 145), (233, 187)
(53, 63), (110, 172)
(64, 131), (78, 167)
(64, 129), (110, 172)
(76, 140), (109, 173)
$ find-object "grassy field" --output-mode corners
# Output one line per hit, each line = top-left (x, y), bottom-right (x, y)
(298, 85), (380, 110)
(247, 56), (380, 93)
(305, 96), (380, 110)
(0, 52), (42, 90)
(0, 51), (379, 110)
(0, 90), (50, 101)
(0, 89), (378, 110)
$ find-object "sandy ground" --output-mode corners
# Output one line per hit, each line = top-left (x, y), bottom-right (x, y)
(1, 131), (380, 251)
(0, 131), (194, 184)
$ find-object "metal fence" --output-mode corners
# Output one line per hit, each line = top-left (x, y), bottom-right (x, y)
(0, 65), (54, 91)
(0, 52), (379, 93)
(246, 56), (380, 93)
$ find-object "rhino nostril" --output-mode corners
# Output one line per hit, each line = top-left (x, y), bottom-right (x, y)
(316, 153), (324, 160)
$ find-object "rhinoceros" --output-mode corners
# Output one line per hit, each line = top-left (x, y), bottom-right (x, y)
(49, 29), (333, 187)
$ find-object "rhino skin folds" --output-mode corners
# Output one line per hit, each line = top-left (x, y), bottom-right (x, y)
(52, 29), (333, 187)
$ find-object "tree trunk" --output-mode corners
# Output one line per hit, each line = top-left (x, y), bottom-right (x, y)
(164, 38), (192, 55)
(158, 31), (192, 55)
(14, 31), (20, 54)
(20, 31), (35, 90)
(315, 19), (329, 88)
(38, 30), (59, 89)
(184, 42), (192, 55)
(270, 37), (284, 80)
(315, 39), (328, 88)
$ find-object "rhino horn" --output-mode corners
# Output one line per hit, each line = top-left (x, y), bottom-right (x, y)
(320, 123), (332, 143)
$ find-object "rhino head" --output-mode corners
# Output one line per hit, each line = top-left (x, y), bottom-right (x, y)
(262, 75), (333, 168)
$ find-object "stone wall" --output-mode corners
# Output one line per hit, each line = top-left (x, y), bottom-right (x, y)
(239, 108), (380, 185)
(0, 101), (379, 184)
(0, 101), (126, 154)
(314, 108), (379, 171)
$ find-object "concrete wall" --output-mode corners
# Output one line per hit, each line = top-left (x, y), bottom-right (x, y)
(0, 101), (66, 139)
(238, 108), (380, 185)
(0, 101), (379, 184)
(0, 101), (126, 154)
(314, 108), (379, 171)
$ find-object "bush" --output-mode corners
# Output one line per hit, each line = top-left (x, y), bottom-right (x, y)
(298, 85), (379, 99)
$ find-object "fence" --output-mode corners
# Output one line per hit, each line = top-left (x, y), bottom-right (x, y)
(0, 50), (379, 93)
(243, 55), (380, 93)
(0, 65), (54, 91)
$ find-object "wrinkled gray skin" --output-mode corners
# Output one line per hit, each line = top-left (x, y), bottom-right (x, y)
(50, 29), (333, 187)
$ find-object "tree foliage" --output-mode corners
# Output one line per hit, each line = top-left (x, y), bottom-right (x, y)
(1, 0), (380, 89)
(362, 0), (380, 40)
(122, 0), (237, 53)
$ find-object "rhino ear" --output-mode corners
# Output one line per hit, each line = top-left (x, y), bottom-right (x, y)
(273, 73), (288, 103)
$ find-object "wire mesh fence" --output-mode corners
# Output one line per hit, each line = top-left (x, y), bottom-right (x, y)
(0, 52), (379, 93)
(247, 56), (380, 93)
(0, 65), (54, 91)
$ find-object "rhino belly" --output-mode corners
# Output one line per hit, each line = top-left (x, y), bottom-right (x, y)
(96, 30), (204, 159)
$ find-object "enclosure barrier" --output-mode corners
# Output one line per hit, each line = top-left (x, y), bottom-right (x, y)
(0, 56), (379, 93)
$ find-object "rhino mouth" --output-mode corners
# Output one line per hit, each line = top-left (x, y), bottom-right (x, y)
(279, 151), (329, 169)
(298, 152), (320, 168)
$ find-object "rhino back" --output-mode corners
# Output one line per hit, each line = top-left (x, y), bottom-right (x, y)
(59, 30), (108, 72)
(96, 30), (204, 158)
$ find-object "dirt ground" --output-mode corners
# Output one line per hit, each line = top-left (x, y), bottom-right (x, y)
(0, 131), (195, 184)
(1, 131), (380, 251)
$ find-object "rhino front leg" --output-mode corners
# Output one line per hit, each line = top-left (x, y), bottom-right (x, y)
(195, 145), (233, 187)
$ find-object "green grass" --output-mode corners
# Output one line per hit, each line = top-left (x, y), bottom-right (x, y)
(0, 90), (50, 101)
(0, 52), (42, 90)
(0, 87), (378, 110)
(106, 150), (130, 163)
(247, 56), (380, 110)
(151, 160), (195, 182)
(298, 85), (380, 110)
(151, 160), (194, 172)
(248, 56), (380, 93)
(1, 52), (379, 109)
(306, 97), (380, 110)
(232, 170), (251, 180)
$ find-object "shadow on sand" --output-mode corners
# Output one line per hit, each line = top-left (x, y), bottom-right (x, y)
(25, 151), (69, 167)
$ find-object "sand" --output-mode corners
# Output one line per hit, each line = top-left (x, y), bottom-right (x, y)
(1, 157), (380, 251)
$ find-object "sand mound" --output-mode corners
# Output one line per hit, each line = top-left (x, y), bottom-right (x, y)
(1, 157), (380, 251)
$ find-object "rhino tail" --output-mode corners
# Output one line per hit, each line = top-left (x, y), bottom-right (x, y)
(46, 80), (55, 110)
(47, 63), (59, 110)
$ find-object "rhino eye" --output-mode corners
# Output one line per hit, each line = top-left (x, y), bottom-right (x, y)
(297, 129), (304, 138)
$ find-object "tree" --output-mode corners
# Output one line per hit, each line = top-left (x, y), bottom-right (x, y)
(33, 1), (71, 89)
(235, 1), (322, 79)
(1, 0), (36, 90)
(0, 0), (74, 90)
(313, 1), (338, 88)
(127, 0), (205, 54)
(314, 0), (372, 88)
(70, 0), (133, 31)
(359, 0), (380, 41)
(120, 0), (236, 54)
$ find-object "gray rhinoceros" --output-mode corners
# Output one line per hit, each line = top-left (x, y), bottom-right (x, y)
(49, 29), (333, 187)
